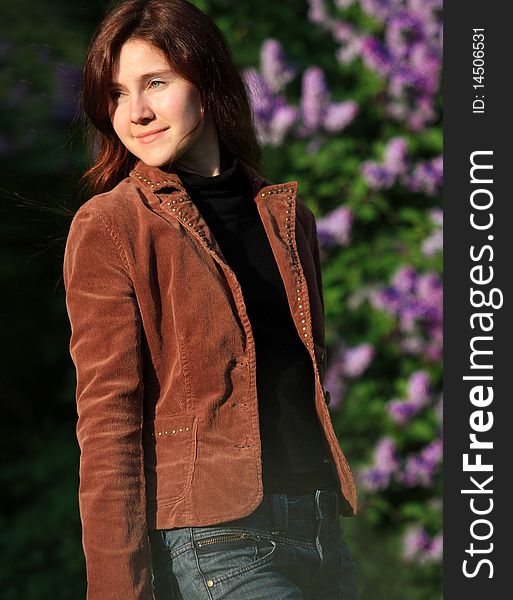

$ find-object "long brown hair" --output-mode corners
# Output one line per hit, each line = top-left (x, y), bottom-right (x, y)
(81, 0), (261, 194)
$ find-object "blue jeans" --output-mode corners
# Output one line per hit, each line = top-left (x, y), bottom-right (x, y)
(148, 489), (361, 599)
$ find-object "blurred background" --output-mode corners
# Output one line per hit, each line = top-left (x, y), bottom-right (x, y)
(0, 0), (442, 598)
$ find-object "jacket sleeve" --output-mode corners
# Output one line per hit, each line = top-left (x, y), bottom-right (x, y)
(63, 204), (154, 600)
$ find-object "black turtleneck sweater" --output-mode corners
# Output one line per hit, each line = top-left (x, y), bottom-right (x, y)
(174, 149), (339, 494)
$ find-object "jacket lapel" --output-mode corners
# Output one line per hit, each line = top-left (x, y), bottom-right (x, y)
(129, 161), (313, 351)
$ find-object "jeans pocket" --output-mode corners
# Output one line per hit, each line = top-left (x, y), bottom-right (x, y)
(193, 529), (277, 584)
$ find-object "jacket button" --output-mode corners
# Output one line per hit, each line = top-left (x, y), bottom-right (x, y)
(324, 390), (331, 405)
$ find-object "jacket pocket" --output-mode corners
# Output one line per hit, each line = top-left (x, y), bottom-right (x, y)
(143, 414), (198, 506)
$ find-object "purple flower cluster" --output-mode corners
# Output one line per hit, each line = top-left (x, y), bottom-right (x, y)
(369, 265), (442, 362)
(359, 434), (442, 492)
(360, 137), (442, 197)
(243, 39), (358, 145)
(260, 39), (297, 93)
(308, 0), (332, 25)
(331, 21), (362, 64)
(307, 0), (442, 131)
(386, 370), (431, 425)
(298, 66), (359, 138)
(360, 136), (409, 189)
(396, 438), (442, 487)
(316, 205), (354, 251)
(357, 437), (400, 491)
(324, 340), (375, 408)
(421, 208), (443, 257)
(403, 525), (443, 564)
(403, 155), (443, 196)
(243, 68), (298, 146)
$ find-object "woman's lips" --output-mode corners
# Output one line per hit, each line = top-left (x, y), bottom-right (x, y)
(135, 128), (168, 144)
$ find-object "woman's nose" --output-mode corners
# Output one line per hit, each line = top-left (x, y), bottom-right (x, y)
(130, 94), (154, 123)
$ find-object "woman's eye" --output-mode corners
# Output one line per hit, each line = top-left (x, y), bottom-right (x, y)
(110, 90), (123, 102)
(149, 80), (165, 89)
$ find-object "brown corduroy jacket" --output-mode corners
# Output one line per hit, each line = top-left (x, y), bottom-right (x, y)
(63, 158), (358, 600)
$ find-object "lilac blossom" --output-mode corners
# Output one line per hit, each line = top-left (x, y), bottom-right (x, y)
(260, 39), (297, 93)
(385, 10), (426, 60)
(298, 67), (330, 135)
(407, 370), (430, 404)
(358, 437), (400, 491)
(422, 222), (443, 257)
(360, 0), (399, 23)
(306, 0), (442, 131)
(409, 0), (443, 49)
(342, 343), (375, 377)
(416, 272), (443, 312)
(383, 137), (409, 174)
(267, 105), (299, 145)
(402, 525), (443, 564)
(248, 39), (359, 143)
(386, 370), (431, 425)
(308, 0), (332, 26)
(360, 434), (443, 493)
(387, 399), (421, 425)
(404, 155), (443, 196)
(361, 137), (409, 189)
(409, 43), (441, 94)
(427, 533), (443, 562)
(395, 438), (443, 487)
(324, 338), (374, 409)
(243, 68), (297, 146)
(357, 467), (391, 492)
(429, 207), (443, 228)
(388, 65), (431, 97)
(369, 266), (442, 362)
(244, 68), (276, 124)
(323, 100), (359, 132)
(400, 95), (437, 132)
(361, 161), (396, 189)
(392, 265), (417, 294)
(332, 22), (362, 64)
(297, 66), (358, 137)
(360, 35), (393, 75)
(403, 525), (431, 560)
(422, 321), (443, 362)
(316, 205), (354, 249)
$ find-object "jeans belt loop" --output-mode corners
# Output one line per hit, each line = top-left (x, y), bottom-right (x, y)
(315, 489), (337, 524)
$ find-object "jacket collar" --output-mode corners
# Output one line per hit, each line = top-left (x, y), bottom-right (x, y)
(129, 158), (271, 198)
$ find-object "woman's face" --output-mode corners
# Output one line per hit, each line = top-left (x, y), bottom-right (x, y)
(109, 38), (206, 168)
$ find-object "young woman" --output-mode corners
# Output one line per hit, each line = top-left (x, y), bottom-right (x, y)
(64, 1), (361, 598)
